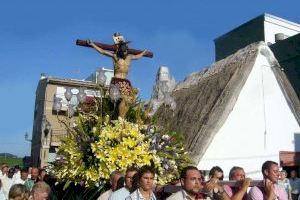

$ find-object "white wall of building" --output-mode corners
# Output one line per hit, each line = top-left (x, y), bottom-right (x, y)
(264, 15), (300, 44)
(198, 47), (300, 179)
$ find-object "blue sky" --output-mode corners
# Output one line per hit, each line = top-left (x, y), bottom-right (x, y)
(1, 0), (300, 157)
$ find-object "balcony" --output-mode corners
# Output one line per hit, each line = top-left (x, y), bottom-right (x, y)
(51, 129), (67, 146)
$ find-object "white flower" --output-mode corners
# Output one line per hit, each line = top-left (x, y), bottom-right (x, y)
(170, 160), (176, 165)
(164, 164), (169, 170)
(162, 135), (170, 140)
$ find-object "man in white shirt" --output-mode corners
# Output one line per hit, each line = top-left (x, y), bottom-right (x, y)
(13, 168), (29, 185)
(97, 171), (123, 200)
(2, 168), (14, 199)
(0, 164), (8, 180)
(167, 166), (203, 200)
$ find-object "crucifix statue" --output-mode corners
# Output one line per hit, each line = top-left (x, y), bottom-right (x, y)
(76, 33), (153, 118)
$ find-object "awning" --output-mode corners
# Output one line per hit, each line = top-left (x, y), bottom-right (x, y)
(279, 151), (300, 166)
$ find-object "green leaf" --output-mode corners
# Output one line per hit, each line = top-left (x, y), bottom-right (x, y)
(63, 180), (72, 191)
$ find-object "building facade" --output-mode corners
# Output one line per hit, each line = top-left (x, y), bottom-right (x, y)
(270, 33), (300, 99)
(31, 69), (113, 168)
(215, 13), (300, 61)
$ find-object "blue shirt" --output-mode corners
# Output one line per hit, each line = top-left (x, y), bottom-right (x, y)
(109, 187), (130, 200)
(289, 178), (300, 194)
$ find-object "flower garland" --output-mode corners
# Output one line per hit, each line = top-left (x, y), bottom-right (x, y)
(53, 108), (192, 188)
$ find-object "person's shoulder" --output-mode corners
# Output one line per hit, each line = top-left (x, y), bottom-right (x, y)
(248, 186), (262, 194)
(125, 196), (132, 200)
(166, 190), (183, 200)
(125, 190), (138, 200)
(247, 185), (265, 200)
(223, 184), (233, 196)
(98, 189), (113, 200)
(24, 179), (31, 184)
(112, 187), (126, 194)
(275, 184), (288, 200)
(110, 187), (129, 199)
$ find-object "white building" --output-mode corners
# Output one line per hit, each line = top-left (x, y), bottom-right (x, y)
(156, 42), (300, 179)
(198, 43), (300, 179)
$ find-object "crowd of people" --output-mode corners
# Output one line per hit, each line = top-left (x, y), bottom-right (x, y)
(0, 164), (51, 200)
(1, 161), (300, 200)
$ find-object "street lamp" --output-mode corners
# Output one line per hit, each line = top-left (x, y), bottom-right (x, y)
(52, 71), (125, 118)
(64, 87), (73, 102)
(109, 84), (121, 103)
(97, 68), (107, 86)
(76, 88), (87, 104)
(25, 132), (32, 142)
(53, 97), (62, 113)
(53, 87), (87, 118)
(42, 116), (51, 138)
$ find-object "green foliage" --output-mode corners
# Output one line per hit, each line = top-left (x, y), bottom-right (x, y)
(0, 156), (23, 167)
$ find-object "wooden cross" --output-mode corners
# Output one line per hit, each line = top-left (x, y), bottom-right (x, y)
(76, 39), (153, 58)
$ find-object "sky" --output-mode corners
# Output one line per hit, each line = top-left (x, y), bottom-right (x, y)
(0, 0), (300, 157)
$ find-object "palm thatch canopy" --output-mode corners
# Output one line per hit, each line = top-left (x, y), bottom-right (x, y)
(155, 42), (300, 163)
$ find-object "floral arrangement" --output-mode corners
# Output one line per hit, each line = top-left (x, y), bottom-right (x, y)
(144, 125), (192, 184)
(52, 97), (192, 189)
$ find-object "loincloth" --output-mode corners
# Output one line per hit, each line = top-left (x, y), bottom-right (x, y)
(110, 77), (133, 96)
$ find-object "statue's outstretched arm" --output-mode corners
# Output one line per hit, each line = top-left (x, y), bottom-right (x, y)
(131, 50), (148, 60)
(87, 40), (114, 58)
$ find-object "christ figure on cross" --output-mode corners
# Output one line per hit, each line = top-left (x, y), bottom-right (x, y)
(86, 33), (149, 118)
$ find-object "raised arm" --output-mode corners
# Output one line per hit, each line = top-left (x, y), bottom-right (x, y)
(131, 50), (148, 60)
(87, 39), (114, 58)
(229, 178), (251, 200)
(204, 178), (232, 200)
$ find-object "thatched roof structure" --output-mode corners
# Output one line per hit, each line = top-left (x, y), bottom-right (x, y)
(155, 42), (300, 163)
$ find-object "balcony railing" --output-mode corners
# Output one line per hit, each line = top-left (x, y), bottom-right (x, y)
(51, 129), (67, 146)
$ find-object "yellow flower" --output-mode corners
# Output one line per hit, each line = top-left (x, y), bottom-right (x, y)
(122, 137), (136, 148)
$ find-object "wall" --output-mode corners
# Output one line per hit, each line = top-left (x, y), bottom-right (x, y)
(264, 16), (300, 44)
(198, 50), (300, 179)
(214, 17), (264, 61)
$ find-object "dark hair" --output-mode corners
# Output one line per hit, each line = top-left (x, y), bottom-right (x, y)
(130, 173), (140, 193)
(126, 166), (138, 174)
(209, 166), (224, 180)
(138, 165), (155, 179)
(180, 166), (199, 179)
(116, 42), (128, 59)
(229, 166), (244, 180)
(116, 176), (125, 190)
(21, 168), (28, 173)
(262, 161), (278, 177)
(8, 168), (15, 173)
